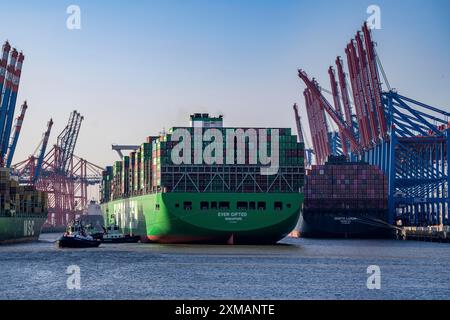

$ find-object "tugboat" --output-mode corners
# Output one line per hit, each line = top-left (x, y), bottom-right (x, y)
(84, 223), (104, 240)
(101, 223), (140, 243)
(57, 219), (101, 248)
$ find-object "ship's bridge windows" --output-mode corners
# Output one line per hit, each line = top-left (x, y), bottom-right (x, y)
(201, 202), (209, 210)
(219, 202), (230, 210)
(211, 202), (217, 209)
(249, 202), (256, 210)
(237, 201), (248, 210)
(183, 202), (193, 210)
(274, 202), (283, 211)
(155, 204), (160, 210)
(257, 202), (266, 211)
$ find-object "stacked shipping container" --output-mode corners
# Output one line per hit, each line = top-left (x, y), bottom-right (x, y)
(304, 156), (388, 210)
(301, 155), (392, 238)
(111, 161), (122, 200)
(100, 115), (305, 202)
(101, 166), (113, 202)
(140, 141), (153, 193)
(0, 168), (47, 217)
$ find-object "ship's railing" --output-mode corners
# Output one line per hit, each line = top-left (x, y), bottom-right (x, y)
(159, 165), (304, 194)
(0, 210), (47, 218)
(103, 166), (305, 202)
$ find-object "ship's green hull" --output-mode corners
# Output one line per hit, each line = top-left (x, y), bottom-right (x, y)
(102, 193), (303, 244)
(0, 216), (47, 244)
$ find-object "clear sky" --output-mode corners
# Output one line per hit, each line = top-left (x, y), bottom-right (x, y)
(0, 0), (449, 167)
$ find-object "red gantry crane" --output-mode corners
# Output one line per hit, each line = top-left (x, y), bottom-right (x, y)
(14, 111), (103, 229)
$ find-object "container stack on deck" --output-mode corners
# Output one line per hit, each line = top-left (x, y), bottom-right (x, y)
(101, 113), (304, 202)
(301, 155), (391, 238)
(0, 168), (47, 217)
(140, 140), (153, 193)
(304, 157), (387, 211)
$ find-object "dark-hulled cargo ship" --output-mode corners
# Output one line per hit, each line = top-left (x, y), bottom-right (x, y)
(300, 156), (394, 238)
(0, 168), (48, 244)
(100, 113), (305, 244)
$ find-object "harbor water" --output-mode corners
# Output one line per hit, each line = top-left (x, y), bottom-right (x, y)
(0, 233), (449, 300)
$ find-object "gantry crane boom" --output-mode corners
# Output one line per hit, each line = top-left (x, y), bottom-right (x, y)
(362, 22), (387, 138)
(356, 31), (379, 144)
(56, 111), (83, 173)
(335, 57), (354, 130)
(298, 69), (361, 152)
(63, 113), (83, 172)
(293, 103), (314, 166)
(1, 51), (25, 160)
(293, 103), (304, 144)
(0, 48), (18, 163)
(33, 119), (53, 183)
(6, 101), (27, 167)
(0, 41), (11, 107)
(328, 66), (348, 155)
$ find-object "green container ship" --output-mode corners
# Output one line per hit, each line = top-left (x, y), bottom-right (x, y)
(0, 168), (48, 244)
(101, 114), (305, 244)
(0, 216), (47, 244)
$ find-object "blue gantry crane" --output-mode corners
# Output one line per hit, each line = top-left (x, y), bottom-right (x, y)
(33, 119), (53, 183)
(5, 101), (27, 167)
(0, 41), (26, 167)
(1, 51), (25, 160)
(298, 22), (450, 228)
(56, 110), (83, 174)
